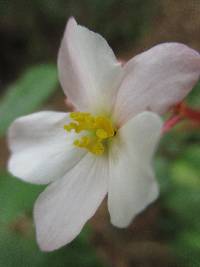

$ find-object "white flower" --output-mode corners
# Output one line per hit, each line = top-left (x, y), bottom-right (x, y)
(8, 17), (200, 251)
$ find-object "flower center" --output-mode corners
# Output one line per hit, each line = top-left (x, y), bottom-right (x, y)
(64, 112), (116, 155)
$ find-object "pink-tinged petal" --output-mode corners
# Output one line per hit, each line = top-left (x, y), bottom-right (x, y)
(34, 153), (108, 251)
(58, 17), (122, 114)
(108, 112), (163, 227)
(113, 43), (200, 126)
(8, 111), (86, 184)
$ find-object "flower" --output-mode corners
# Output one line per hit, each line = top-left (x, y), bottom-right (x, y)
(8, 17), (200, 251)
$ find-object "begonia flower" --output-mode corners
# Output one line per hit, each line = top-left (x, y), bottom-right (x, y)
(8, 17), (200, 251)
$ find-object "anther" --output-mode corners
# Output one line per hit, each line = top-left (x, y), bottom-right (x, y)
(64, 112), (116, 155)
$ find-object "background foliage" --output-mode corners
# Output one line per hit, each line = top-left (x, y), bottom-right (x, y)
(0, 0), (200, 266)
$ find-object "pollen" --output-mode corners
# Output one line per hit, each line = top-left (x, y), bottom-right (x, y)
(64, 112), (116, 155)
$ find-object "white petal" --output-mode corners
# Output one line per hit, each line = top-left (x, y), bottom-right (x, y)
(8, 111), (86, 184)
(58, 17), (122, 114)
(34, 153), (108, 251)
(113, 43), (200, 125)
(108, 112), (163, 227)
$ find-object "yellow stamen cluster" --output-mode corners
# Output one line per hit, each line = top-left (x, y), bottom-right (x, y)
(64, 112), (116, 155)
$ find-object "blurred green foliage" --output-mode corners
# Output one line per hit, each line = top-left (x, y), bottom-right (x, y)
(0, 64), (58, 136)
(187, 81), (200, 108)
(0, 1), (200, 266)
(0, 171), (107, 267)
(156, 82), (200, 267)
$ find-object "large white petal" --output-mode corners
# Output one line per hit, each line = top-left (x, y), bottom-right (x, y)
(113, 43), (200, 125)
(8, 111), (86, 184)
(58, 17), (122, 114)
(108, 112), (163, 228)
(34, 153), (108, 251)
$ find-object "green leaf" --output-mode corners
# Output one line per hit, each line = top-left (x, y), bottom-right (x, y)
(0, 64), (58, 136)
(0, 170), (43, 224)
(169, 145), (200, 189)
(171, 160), (200, 189)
